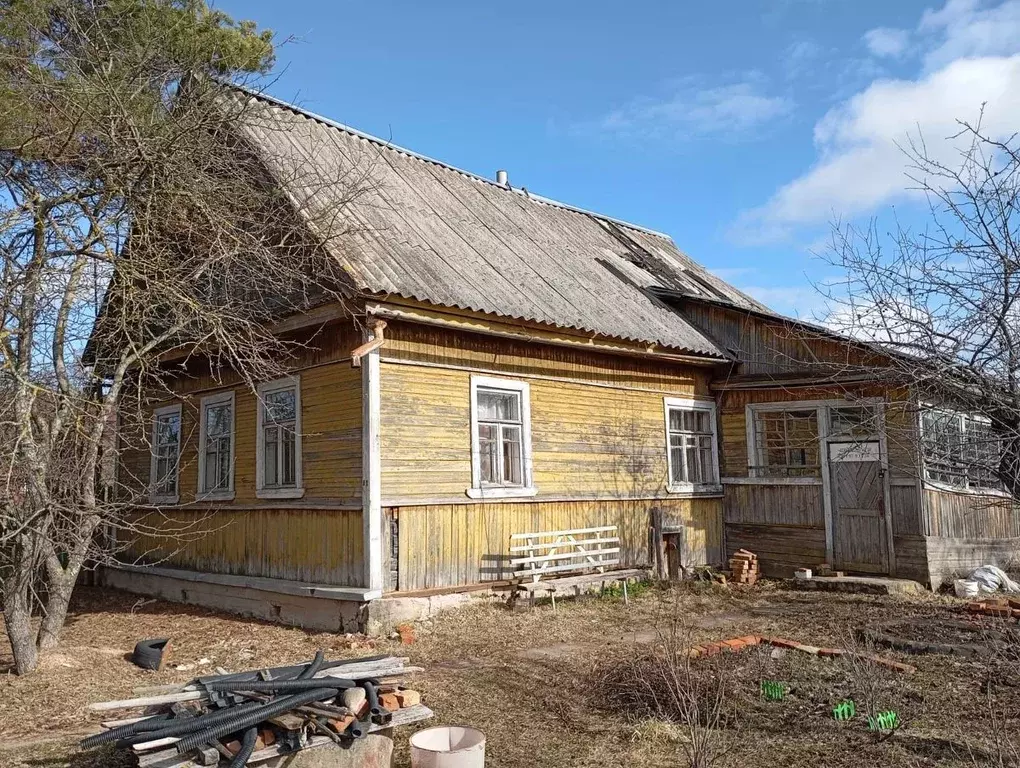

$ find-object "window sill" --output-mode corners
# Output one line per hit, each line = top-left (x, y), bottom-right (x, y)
(723, 477), (823, 486)
(257, 487), (306, 500)
(196, 491), (235, 503)
(149, 494), (179, 506)
(466, 486), (538, 500)
(666, 483), (723, 497)
(923, 480), (1011, 498)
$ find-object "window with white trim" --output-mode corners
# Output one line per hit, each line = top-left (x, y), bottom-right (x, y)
(256, 377), (303, 499)
(469, 376), (534, 498)
(198, 391), (234, 498)
(922, 408), (1002, 491)
(664, 398), (719, 489)
(150, 404), (181, 503)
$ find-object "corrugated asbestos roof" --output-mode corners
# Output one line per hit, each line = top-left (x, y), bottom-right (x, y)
(230, 88), (772, 358)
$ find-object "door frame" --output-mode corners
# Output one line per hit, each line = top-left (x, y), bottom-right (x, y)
(746, 397), (895, 573)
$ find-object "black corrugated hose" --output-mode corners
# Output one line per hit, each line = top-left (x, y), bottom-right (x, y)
(202, 676), (355, 694)
(114, 700), (268, 748)
(227, 726), (259, 768)
(297, 649), (325, 680)
(176, 687), (341, 754)
(79, 713), (172, 749)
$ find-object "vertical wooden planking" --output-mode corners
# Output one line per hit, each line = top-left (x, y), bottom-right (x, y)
(122, 507), (365, 586)
(389, 497), (722, 591)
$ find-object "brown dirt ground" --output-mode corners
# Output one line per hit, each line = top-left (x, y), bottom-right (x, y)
(2, 582), (1019, 767)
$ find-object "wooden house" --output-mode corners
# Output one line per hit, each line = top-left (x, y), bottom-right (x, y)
(107, 89), (1018, 631)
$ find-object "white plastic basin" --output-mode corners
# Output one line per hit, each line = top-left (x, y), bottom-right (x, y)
(409, 725), (486, 768)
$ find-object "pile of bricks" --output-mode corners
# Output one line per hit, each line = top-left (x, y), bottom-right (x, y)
(685, 634), (916, 673)
(729, 549), (759, 585)
(964, 597), (1020, 618)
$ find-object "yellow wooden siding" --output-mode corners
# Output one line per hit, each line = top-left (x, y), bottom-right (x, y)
(122, 508), (364, 586)
(391, 498), (721, 591)
(380, 363), (708, 501)
(382, 320), (713, 393)
(379, 323), (713, 503)
(116, 320), (366, 583)
(120, 359), (363, 506)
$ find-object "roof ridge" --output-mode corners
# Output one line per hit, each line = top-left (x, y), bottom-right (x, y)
(227, 82), (672, 240)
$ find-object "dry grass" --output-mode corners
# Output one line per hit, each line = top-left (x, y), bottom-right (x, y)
(3, 581), (1019, 767)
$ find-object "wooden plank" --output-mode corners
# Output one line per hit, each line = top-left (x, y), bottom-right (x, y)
(89, 691), (206, 712)
(508, 536), (619, 552)
(513, 560), (620, 578)
(510, 548), (620, 565)
(510, 526), (617, 539)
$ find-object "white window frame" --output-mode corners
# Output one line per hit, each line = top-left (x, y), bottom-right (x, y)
(197, 390), (235, 501)
(150, 403), (182, 505)
(256, 375), (304, 500)
(919, 405), (1006, 495)
(467, 375), (536, 499)
(664, 397), (721, 494)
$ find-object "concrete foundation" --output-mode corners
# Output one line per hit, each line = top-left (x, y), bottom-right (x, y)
(790, 575), (925, 595)
(101, 565), (371, 632)
(101, 565), (502, 636)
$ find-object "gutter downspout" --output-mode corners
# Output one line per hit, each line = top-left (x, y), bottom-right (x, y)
(353, 320), (386, 597)
(351, 320), (387, 367)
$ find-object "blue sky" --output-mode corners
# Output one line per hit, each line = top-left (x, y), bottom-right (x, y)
(215, 0), (1020, 319)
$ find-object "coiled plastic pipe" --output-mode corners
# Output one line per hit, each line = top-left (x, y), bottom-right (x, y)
(116, 700), (267, 748)
(80, 713), (172, 749)
(202, 677), (355, 694)
(176, 687), (340, 754)
(228, 726), (259, 768)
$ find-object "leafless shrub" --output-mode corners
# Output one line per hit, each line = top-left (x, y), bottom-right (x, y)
(836, 624), (901, 740)
(591, 601), (731, 768)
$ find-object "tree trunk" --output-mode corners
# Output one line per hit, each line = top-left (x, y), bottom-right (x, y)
(38, 566), (77, 651)
(2, 572), (38, 674)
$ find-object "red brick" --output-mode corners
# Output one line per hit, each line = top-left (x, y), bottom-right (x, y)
(395, 689), (422, 708)
(721, 638), (749, 651)
(735, 635), (761, 646)
(380, 692), (401, 712)
(396, 623), (416, 645)
(762, 637), (800, 650)
(697, 643), (722, 656)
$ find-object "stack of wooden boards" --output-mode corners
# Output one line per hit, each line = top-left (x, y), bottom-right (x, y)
(80, 653), (433, 767)
(729, 549), (759, 585)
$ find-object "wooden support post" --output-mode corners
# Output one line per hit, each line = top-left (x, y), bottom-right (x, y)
(622, 580), (629, 605)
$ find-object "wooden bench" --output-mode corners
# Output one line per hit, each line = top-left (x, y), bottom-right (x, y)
(509, 525), (646, 610)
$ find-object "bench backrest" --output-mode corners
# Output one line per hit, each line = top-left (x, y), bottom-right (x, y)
(509, 526), (620, 583)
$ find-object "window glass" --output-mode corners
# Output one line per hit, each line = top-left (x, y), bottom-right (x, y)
(262, 386), (297, 488)
(667, 405), (717, 485)
(153, 410), (181, 497)
(475, 387), (525, 487)
(753, 410), (820, 478)
(201, 401), (232, 494)
(829, 406), (880, 438)
(922, 408), (1001, 490)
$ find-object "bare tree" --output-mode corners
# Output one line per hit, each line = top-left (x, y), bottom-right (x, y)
(0, 1), (364, 673)
(816, 116), (1020, 497)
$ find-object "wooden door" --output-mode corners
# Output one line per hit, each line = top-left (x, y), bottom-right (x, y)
(828, 442), (888, 574)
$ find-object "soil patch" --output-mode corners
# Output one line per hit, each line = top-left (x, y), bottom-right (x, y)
(860, 618), (1010, 656)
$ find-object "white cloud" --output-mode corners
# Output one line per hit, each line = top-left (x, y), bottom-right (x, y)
(737, 285), (827, 319)
(733, 0), (1020, 244)
(920, 0), (1020, 71)
(863, 27), (910, 58)
(590, 76), (793, 141)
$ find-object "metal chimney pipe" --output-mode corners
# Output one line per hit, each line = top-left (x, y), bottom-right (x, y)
(495, 169), (508, 187)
